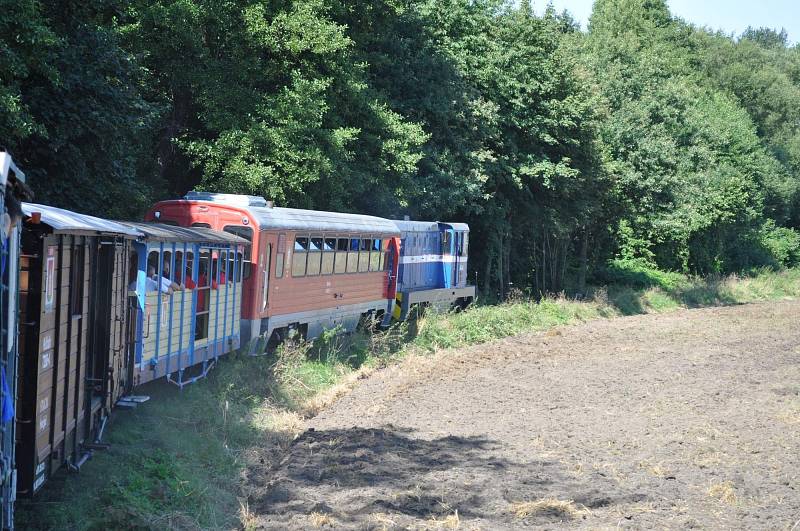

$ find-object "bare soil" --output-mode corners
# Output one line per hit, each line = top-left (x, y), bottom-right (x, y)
(247, 301), (800, 529)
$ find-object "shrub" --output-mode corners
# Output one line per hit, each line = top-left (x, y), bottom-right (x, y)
(761, 223), (800, 268)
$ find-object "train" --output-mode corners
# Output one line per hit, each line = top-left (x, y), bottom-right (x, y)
(0, 154), (475, 529)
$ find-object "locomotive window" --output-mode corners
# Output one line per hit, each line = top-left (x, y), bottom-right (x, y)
(335, 238), (348, 274)
(369, 238), (381, 272)
(321, 237), (336, 275)
(292, 236), (309, 277)
(276, 233), (286, 278)
(69, 241), (85, 316)
(224, 225), (253, 260)
(307, 236), (322, 276)
(442, 231), (451, 255)
(275, 252), (284, 278)
(461, 233), (469, 257)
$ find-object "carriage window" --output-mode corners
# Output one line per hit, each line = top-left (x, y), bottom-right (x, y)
(226, 251), (244, 284)
(382, 239), (390, 270)
(216, 251), (228, 284)
(276, 233), (286, 278)
(346, 237), (359, 273)
(358, 238), (370, 273)
(163, 250), (174, 283)
(70, 241), (85, 316)
(321, 237), (336, 275)
(335, 238), (348, 274)
(369, 238), (381, 272)
(195, 251), (212, 341)
(174, 251), (184, 284)
(292, 236), (309, 277)
(128, 250), (139, 290)
(307, 236), (323, 276)
(147, 250), (161, 292)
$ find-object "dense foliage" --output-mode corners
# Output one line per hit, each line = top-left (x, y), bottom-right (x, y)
(2, 0), (799, 292)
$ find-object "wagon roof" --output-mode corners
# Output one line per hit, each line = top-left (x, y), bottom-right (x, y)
(248, 206), (399, 235)
(176, 193), (400, 235)
(393, 220), (440, 233)
(440, 222), (470, 232)
(393, 220), (471, 233)
(121, 221), (249, 245)
(22, 203), (141, 236)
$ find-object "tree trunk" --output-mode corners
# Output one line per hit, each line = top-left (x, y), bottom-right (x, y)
(578, 227), (588, 296)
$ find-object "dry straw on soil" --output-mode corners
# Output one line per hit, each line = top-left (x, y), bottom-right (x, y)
(707, 481), (737, 505)
(426, 510), (460, 529)
(310, 511), (337, 527)
(510, 498), (587, 519)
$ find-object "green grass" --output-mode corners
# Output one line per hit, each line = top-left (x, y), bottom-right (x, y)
(16, 267), (800, 529)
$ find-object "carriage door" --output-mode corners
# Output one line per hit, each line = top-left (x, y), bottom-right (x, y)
(441, 229), (454, 289)
(386, 237), (400, 299)
(260, 235), (275, 313)
(110, 240), (132, 402)
(456, 231), (468, 287)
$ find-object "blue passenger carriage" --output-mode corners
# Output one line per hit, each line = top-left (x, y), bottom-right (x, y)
(391, 220), (476, 321)
(123, 223), (248, 388)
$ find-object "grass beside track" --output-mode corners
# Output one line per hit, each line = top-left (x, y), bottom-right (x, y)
(17, 267), (800, 530)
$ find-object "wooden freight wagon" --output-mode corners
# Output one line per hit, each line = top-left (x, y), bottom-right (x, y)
(15, 204), (140, 497)
(122, 223), (246, 387)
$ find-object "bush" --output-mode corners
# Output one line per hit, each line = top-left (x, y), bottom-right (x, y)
(761, 224), (800, 268)
(600, 258), (687, 291)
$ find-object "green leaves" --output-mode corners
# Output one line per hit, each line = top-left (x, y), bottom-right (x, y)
(2, 0), (798, 289)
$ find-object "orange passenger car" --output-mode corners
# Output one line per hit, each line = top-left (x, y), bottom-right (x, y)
(146, 193), (401, 348)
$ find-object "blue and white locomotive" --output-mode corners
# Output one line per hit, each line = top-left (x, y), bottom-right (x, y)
(390, 219), (476, 321)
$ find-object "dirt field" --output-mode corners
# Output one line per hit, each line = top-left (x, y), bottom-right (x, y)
(246, 301), (800, 529)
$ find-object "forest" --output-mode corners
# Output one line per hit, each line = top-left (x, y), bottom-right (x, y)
(2, 0), (800, 295)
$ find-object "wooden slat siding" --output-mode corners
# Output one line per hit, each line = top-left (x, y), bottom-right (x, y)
(47, 235), (65, 475)
(110, 242), (125, 404)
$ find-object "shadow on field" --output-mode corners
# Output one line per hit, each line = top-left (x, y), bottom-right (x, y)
(251, 426), (644, 528)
